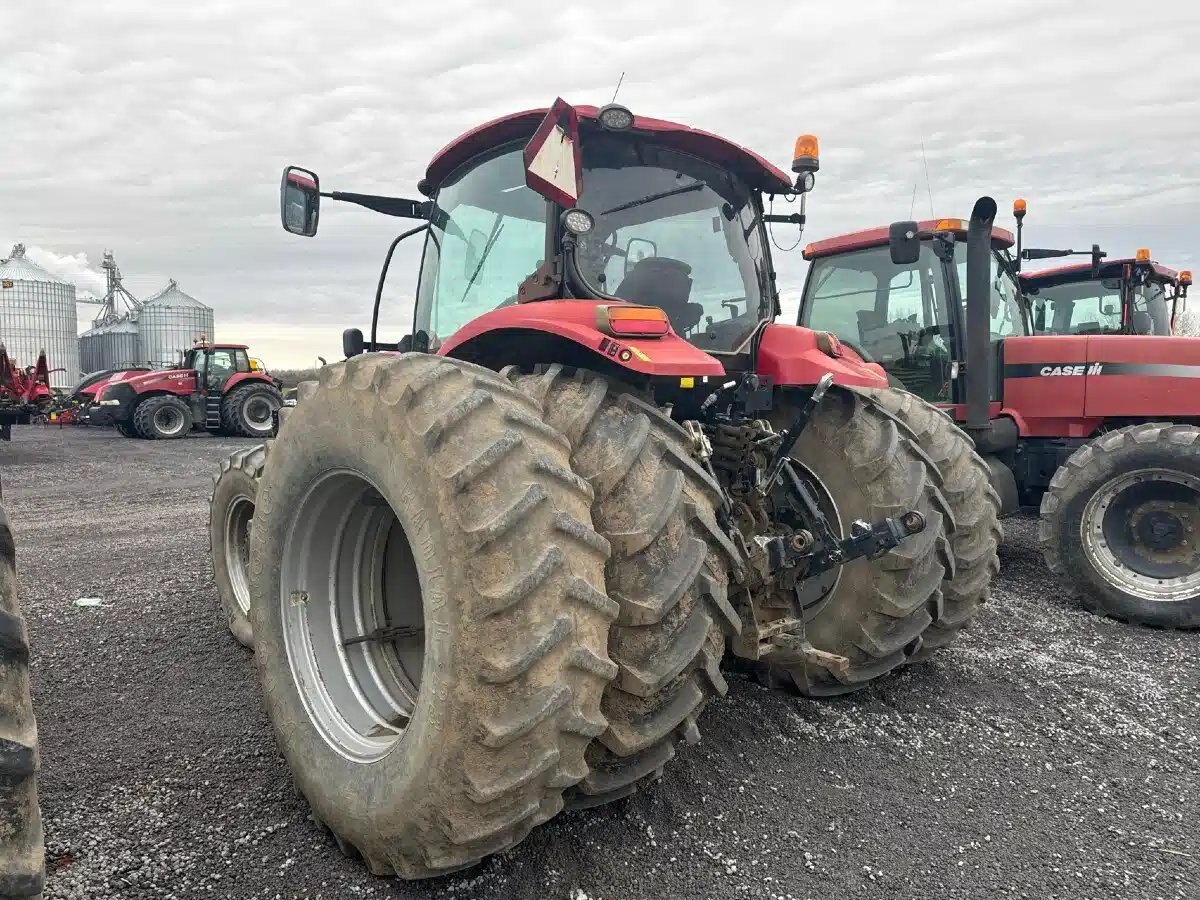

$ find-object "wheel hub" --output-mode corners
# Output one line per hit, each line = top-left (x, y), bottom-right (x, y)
(1081, 468), (1200, 602)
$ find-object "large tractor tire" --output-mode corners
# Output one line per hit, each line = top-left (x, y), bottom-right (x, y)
(1040, 423), (1200, 628)
(510, 366), (742, 809)
(220, 382), (282, 439)
(863, 389), (1002, 657)
(248, 354), (616, 878)
(209, 444), (267, 649)
(116, 420), (140, 438)
(756, 388), (950, 696)
(133, 395), (192, 440)
(0, 495), (45, 897)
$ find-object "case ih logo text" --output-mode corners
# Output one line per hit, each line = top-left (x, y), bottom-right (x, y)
(1040, 363), (1104, 376)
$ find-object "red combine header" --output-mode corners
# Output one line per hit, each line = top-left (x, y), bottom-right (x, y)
(0, 345), (52, 441)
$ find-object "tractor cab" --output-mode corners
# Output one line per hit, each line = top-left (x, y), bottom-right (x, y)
(1020, 253), (1188, 337)
(182, 342), (262, 396)
(280, 101), (853, 398)
(798, 218), (1026, 404)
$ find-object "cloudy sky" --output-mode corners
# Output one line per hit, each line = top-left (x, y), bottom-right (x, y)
(3, 1), (1198, 366)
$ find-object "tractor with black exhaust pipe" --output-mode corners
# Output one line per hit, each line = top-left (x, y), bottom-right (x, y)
(798, 199), (1200, 628)
(209, 99), (999, 878)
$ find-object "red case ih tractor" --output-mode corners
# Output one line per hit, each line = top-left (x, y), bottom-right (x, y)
(797, 199), (1200, 628)
(208, 100), (1000, 878)
(90, 343), (282, 439)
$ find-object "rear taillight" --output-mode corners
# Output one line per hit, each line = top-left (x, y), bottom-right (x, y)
(596, 305), (670, 338)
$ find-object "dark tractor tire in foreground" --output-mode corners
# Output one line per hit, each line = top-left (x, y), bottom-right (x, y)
(1040, 422), (1200, 628)
(0, 498), (45, 897)
(756, 388), (950, 697)
(133, 395), (193, 440)
(210, 444), (267, 649)
(863, 389), (1002, 658)
(221, 382), (282, 439)
(249, 354), (616, 879)
(510, 366), (742, 809)
(116, 420), (140, 438)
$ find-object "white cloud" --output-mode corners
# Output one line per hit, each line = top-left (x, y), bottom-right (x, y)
(1, 0), (1198, 366)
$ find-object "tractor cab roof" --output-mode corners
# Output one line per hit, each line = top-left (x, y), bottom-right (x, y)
(802, 218), (1016, 261)
(1020, 258), (1182, 287)
(192, 342), (250, 351)
(424, 106), (795, 196)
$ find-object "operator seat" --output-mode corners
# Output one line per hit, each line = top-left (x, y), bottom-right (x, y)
(1131, 311), (1153, 334)
(615, 257), (704, 335)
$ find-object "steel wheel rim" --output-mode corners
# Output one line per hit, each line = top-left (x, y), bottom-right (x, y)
(280, 470), (425, 763)
(244, 396), (275, 429)
(788, 461), (843, 622)
(154, 405), (184, 436)
(224, 494), (254, 615)
(1081, 467), (1200, 602)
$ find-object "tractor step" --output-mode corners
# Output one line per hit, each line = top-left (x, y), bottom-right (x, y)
(205, 395), (222, 427)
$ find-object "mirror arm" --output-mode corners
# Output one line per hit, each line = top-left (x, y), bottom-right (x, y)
(327, 191), (432, 220)
(371, 224), (430, 349)
(763, 212), (806, 225)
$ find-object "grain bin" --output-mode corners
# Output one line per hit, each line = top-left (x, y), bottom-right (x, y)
(97, 317), (141, 369)
(137, 279), (214, 369)
(0, 244), (80, 388)
(79, 323), (105, 374)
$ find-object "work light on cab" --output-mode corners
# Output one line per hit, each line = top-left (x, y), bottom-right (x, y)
(596, 304), (670, 338)
(1136, 247), (1151, 262)
(561, 208), (595, 236)
(597, 103), (635, 132)
(1013, 198), (1027, 220)
(1181, 270), (1193, 286)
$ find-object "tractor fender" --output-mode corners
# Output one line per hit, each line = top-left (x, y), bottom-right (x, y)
(438, 300), (725, 378)
(221, 372), (279, 393)
(755, 323), (890, 389)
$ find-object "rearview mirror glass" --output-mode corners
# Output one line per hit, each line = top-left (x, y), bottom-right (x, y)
(624, 237), (658, 276)
(888, 221), (921, 265)
(281, 166), (320, 236)
(1100, 302), (1116, 316)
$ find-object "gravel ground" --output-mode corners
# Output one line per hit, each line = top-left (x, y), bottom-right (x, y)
(2, 426), (1197, 900)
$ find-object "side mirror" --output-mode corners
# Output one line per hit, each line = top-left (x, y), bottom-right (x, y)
(624, 237), (658, 276)
(281, 166), (320, 236)
(342, 328), (365, 358)
(888, 221), (921, 265)
(1100, 302), (1116, 316)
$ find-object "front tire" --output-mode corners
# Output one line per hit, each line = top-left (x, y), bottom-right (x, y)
(0, 498), (44, 897)
(133, 395), (192, 440)
(1040, 423), (1200, 628)
(249, 354), (616, 878)
(221, 383), (282, 438)
(210, 444), (267, 649)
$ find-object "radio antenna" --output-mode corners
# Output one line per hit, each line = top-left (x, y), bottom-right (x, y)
(921, 141), (935, 216)
(610, 71), (626, 104)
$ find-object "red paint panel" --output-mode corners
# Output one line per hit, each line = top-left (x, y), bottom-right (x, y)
(803, 220), (1014, 260)
(1084, 335), (1200, 418)
(123, 369), (198, 396)
(755, 324), (889, 389)
(1002, 336), (1089, 430)
(437, 300), (726, 378)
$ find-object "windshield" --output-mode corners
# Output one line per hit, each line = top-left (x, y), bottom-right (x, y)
(415, 144), (546, 341)
(951, 244), (1027, 338)
(574, 134), (769, 352)
(1025, 273), (1171, 336)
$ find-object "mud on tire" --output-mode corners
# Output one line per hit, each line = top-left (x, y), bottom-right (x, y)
(863, 388), (1001, 657)
(1040, 422), (1200, 628)
(510, 366), (743, 808)
(249, 354), (617, 878)
(0, 496), (44, 897)
(210, 444), (268, 649)
(756, 388), (950, 696)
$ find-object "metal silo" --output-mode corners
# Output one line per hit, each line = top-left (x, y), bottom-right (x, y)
(137, 280), (214, 369)
(0, 244), (80, 388)
(79, 323), (104, 374)
(99, 317), (141, 369)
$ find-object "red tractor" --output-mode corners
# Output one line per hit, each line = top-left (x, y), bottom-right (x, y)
(91, 343), (282, 439)
(206, 100), (1000, 878)
(797, 199), (1200, 628)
